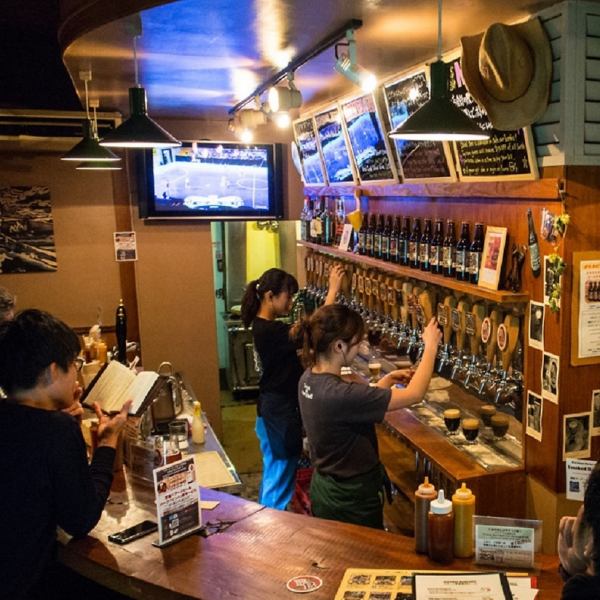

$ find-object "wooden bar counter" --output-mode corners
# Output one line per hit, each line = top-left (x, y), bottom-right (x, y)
(57, 471), (563, 599)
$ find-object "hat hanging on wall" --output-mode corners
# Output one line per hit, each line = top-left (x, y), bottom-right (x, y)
(460, 18), (552, 131)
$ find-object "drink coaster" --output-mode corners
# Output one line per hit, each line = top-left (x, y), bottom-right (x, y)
(286, 575), (323, 593)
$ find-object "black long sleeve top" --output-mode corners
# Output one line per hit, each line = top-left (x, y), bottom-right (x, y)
(0, 403), (115, 599)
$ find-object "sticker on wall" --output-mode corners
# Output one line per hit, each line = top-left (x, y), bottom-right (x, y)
(528, 301), (545, 351)
(566, 459), (597, 501)
(541, 351), (559, 404)
(114, 231), (138, 262)
(526, 390), (543, 442)
(544, 255), (561, 308)
(563, 412), (592, 460)
(592, 389), (600, 436)
(0, 185), (57, 273)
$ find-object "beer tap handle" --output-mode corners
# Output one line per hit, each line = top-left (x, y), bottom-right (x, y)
(442, 295), (457, 346)
(410, 284), (424, 330)
(501, 313), (520, 372)
(456, 298), (471, 353)
(418, 288), (436, 324)
(485, 308), (501, 365)
(401, 281), (413, 326)
(470, 303), (486, 356)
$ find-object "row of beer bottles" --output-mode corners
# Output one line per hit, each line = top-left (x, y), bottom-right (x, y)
(300, 196), (347, 247)
(358, 214), (484, 284)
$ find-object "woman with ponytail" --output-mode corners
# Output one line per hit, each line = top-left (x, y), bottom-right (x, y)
(240, 265), (344, 510)
(296, 304), (441, 529)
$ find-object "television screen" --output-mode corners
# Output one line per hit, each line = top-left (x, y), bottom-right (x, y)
(137, 141), (284, 220)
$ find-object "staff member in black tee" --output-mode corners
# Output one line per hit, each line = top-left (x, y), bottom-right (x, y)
(295, 304), (441, 529)
(0, 309), (131, 599)
(241, 266), (343, 510)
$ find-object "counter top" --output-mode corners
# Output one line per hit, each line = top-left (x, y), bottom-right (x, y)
(58, 472), (563, 599)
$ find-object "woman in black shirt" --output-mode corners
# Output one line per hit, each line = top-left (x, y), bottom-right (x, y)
(241, 266), (343, 510)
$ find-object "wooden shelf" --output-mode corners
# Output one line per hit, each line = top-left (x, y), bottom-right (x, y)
(297, 240), (529, 304)
(303, 178), (560, 200)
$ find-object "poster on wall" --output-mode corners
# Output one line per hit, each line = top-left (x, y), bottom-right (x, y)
(563, 413), (592, 460)
(578, 258), (600, 359)
(382, 70), (456, 182)
(292, 117), (327, 186)
(340, 93), (397, 184)
(446, 56), (538, 181)
(114, 231), (138, 262)
(314, 106), (356, 185)
(0, 185), (57, 273)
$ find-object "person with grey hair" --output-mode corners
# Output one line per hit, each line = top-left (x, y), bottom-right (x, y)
(0, 287), (15, 322)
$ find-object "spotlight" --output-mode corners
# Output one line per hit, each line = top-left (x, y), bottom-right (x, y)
(239, 128), (254, 143)
(237, 108), (268, 129)
(268, 73), (302, 112)
(273, 112), (291, 128)
(334, 29), (376, 93)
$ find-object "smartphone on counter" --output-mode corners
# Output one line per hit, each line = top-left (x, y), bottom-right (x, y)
(108, 520), (158, 545)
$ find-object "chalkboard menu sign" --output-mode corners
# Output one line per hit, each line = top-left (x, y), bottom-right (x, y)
(341, 94), (397, 183)
(447, 57), (538, 181)
(383, 71), (456, 182)
(315, 107), (356, 185)
(293, 117), (327, 185)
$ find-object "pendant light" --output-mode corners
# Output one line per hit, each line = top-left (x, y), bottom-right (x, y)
(389, 0), (489, 141)
(99, 35), (181, 149)
(61, 72), (121, 162)
(75, 101), (123, 170)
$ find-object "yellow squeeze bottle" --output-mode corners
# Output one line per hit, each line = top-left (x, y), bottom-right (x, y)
(191, 401), (205, 444)
(452, 482), (475, 558)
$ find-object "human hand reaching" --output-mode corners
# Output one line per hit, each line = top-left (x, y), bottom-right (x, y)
(95, 399), (132, 449)
(422, 318), (442, 351)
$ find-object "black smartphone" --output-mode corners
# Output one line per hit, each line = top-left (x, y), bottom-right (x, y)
(108, 520), (158, 545)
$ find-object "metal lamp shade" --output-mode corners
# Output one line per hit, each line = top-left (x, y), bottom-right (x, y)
(76, 160), (123, 171)
(99, 87), (181, 149)
(389, 61), (489, 141)
(61, 119), (121, 161)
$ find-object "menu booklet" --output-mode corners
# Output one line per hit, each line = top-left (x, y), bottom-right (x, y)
(81, 360), (163, 416)
(413, 572), (512, 600)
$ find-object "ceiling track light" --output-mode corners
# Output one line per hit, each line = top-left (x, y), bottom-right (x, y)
(268, 72), (302, 112)
(61, 71), (121, 163)
(334, 29), (376, 93)
(99, 29), (181, 149)
(388, 0), (489, 141)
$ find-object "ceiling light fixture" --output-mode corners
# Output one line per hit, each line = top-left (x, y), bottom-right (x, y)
(334, 29), (377, 93)
(61, 71), (121, 162)
(99, 28), (181, 149)
(389, 0), (489, 141)
(268, 72), (302, 112)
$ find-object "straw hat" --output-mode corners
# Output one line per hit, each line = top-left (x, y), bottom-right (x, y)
(460, 18), (552, 131)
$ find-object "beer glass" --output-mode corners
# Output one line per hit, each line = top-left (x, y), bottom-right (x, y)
(461, 418), (480, 443)
(443, 408), (461, 436)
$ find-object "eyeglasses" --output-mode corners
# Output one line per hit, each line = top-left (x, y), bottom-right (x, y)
(73, 357), (84, 373)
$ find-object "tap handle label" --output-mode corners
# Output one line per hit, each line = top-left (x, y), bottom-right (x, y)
(437, 303), (448, 326)
(497, 323), (508, 351)
(451, 308), (461, 332)
(465, 312), (476, 336)
(481, 317), (492, 343)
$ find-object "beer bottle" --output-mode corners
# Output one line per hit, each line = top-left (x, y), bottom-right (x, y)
(390, 216), (401, 263)
(420, 218), (432, 271)
(322, 197), (332, 246)
(358, 212), (369, 255)
(469, 223), (484, 284)
(382, 215), (392, 262)
(443, 220), (457, 278)
(374, 214), (384, 259)
(431, 219), (444, 275)
(527, 209), (541, 277)
(409, 218), (421, 269)
(399, 217), (410, 266)
(455, 222), (471, 282)
(366, 213), (377, 257)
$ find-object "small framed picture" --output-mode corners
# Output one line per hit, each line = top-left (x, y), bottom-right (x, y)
(592, 389), (600, 435)
(541, 351), (560, 403)
(528, 300), (545, 350)
(563, 413), (592, 460)
(526, 390), (543, 441)
(478, 226), (507, 290)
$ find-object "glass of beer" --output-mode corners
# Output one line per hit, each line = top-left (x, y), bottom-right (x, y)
(368, 361), (382, 383)
(479, 404), (497, 427)
(443, 408), (461, 436)
(461, 417), (480, 443)
(491, 414), (509, 440)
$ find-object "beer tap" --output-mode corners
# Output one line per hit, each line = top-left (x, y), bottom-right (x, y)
(414, 287), (436, 362)
(464, 302), (487, 391)
(397, 281), (414, 355)
(495, 312), (521, 406)
(436, 294), (456, 377)
(478, 307), (502, 401)
(406, 284), (424, 363)
(450, 297), (471, 385)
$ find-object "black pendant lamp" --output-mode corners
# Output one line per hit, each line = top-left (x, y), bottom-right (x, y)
(76, 160), (123, 171)
(61, 73), (121, 162)
(389, 0), (489, 141)
(100, 35), (181, 149)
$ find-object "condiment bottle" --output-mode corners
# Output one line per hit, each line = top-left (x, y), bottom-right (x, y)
(414, 477), (437, 554)
(452, 482), (476, 558)
(428, 489), (454, 563)
(191, 400), (205, 444)
(96, 341), (108, 364)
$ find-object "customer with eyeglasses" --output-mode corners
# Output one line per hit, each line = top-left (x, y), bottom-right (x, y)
(0, 309), (131, 600)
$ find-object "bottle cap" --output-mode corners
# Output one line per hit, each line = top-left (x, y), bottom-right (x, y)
(417, 476), (435, 494)
(430, 489), (452, 514)
(453, 482), (473, 500)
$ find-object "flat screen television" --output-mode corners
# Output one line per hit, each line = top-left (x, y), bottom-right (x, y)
(137, 141), (284, 220)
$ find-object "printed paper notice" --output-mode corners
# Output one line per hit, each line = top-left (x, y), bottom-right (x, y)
(413, 572), (510, 600)
(566, 459), (596, 501)
(475, 525), (534, 569)
(578, 259), (600, 358)
(153, 456), (201, 546)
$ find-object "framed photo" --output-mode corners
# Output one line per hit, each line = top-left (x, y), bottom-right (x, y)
(382, 70), (456, 182)
(528, 300), (545, 350)
(563, 413), (592, 460)
(314, 106), (356, 185)
(592, 389), (600, 435)
(292, 117), (327, 186)
(478, 226), (507, 290)
(541, 351), (560, 404)
(526, 390), (543, 441)
(340, 93), (398, 184)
